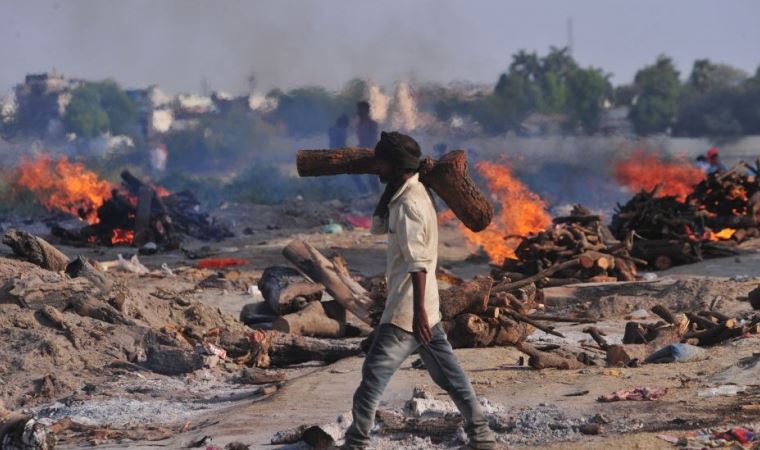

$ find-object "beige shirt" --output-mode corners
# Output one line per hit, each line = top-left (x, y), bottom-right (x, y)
(371, 173), (441, 333)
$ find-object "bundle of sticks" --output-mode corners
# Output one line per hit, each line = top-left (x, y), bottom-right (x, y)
(611, 186), (742, 270)
(493, 205), (640, 285)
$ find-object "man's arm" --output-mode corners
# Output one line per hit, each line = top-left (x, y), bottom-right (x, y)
(411, 270), (432, 344)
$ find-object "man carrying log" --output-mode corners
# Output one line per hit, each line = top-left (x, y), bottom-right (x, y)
(343, 132), (496, 450)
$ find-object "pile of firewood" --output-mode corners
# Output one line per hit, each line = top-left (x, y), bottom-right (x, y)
(611, 186), (745, 270)
(493, 206), (640, 286)
(239, 240), (611, 368)
(688, 160), (760, 238)
(51, 170), (231, 248)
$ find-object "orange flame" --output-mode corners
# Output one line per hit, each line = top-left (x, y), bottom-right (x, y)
(12, 155), (114, 224)
(614, 150), (705, 200)
(461, 161), (552, 263)
(707, 228), (737, 241)
(110, 228), (135, 245)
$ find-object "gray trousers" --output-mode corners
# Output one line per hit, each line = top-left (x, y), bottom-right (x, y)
(344, 323), (495, 449)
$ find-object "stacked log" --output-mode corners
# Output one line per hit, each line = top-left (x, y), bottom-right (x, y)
(688, 160), (760, 239)
(611, 186), (745, 270)
(240, 240), (560, 368)
(494, 205), (640, 285)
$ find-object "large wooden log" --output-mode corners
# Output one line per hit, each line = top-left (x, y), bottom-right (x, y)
(283, 240), (376, 325)
(272, 301), (345, 338)
(442, 314), (496, 348)
(296, 149), (494, 232)
(515, 343), (583, 370)
(1, 271), (91, 310)
(2, 229), (70, 271)
(257, 266), (324, 315)
(248, 330), (361, 368)
(439, 276), (493, 320)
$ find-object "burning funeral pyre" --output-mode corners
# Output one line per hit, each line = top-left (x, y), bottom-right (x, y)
(9, 155), (232, 248)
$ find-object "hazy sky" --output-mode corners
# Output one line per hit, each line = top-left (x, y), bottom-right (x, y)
(2, 0), (759, 95)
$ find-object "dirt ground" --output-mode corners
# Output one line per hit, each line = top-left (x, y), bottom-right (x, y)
(2, 200), (760, 449)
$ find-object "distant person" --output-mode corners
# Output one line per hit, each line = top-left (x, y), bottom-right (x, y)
(707, 147), (727, 174)
(356, 101), (379, 148)
(695, 155), (710, 173)
(328, 113), (368, 193)
(356, 101), (380, 193)
(328, 114), (349, 149)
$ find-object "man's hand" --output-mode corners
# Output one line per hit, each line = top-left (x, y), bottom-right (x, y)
(413, 307), (432, 344)
(411, 271), (432, 344)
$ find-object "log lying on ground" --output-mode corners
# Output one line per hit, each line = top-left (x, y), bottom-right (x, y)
(1, 271), (91, 310)
(272, 301), (345, 338)
(283, 240), (376, 325)
(257, 266), (324, 315)
(439, 276), (493, 320)
(443, 314), (497, 348)
(296, 149), (494, 232)
(248, 330), (362, 368)
(515, 343), (582, 370)
(2, 229), (70, 271)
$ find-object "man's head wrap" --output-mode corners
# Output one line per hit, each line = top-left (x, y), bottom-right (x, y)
(374, 131), (421, 171)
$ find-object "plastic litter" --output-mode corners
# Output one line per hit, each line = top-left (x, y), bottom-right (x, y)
(639, 272), (658, 281)
(196, 258), (248, 269)
(645, 343), (708, 364)
(320, 223), (344, 234)
(698, 385), (746, 398)
(597, 387), (667, 402)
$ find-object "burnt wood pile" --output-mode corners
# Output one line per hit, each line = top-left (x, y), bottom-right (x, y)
(493, 205), (640, 286)
(51, 170), (231, 248)
(611, 185), (749, 270)
(688, 159), (760, 239)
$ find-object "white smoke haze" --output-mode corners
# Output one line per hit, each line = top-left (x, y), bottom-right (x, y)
(368, 83), (390, 124)
(1, 1), (759, 94)
(390, 82), (419, 132)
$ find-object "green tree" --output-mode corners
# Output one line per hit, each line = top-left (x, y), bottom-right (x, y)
(63, 84), (110, 137)
(97, 81), (137, 135)
(566, 67), (611, 133)
(63, 80), (137, 137)
(688, 59), (747, 94)
(629, 56), (682, 135)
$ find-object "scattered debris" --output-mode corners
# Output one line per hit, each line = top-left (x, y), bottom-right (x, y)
(597, 387), (668, 402)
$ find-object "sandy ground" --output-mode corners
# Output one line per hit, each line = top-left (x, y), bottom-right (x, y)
(3, 201), (760, 449)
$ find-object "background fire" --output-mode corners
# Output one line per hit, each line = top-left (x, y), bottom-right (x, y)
(12, 154), (113, 224)
(614, 149), (705, 200)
